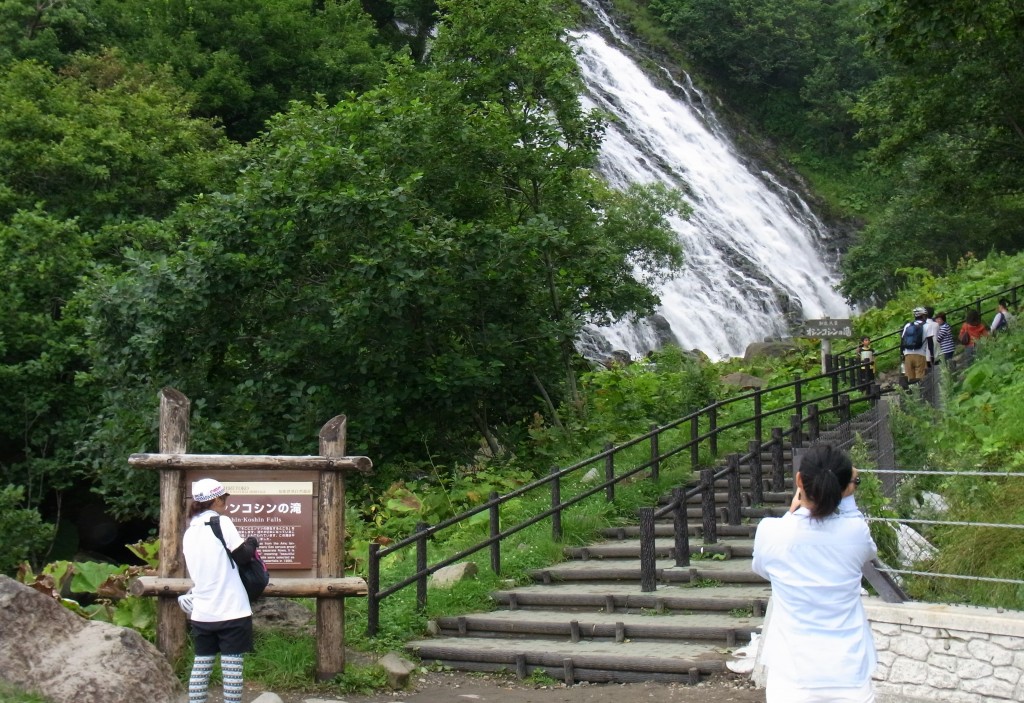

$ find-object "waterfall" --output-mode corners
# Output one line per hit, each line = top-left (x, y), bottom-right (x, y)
(573, 8), (850, 361)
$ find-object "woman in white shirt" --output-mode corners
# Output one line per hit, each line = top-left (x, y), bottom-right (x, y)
(752, 446), (878, 703)
(182, 478), (258, 703)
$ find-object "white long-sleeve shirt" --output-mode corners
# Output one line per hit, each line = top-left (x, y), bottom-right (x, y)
(182, 510), (252, 622)
(752, 507), (877, 690)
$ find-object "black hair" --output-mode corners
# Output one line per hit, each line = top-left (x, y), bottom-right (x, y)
(935, 311), (947, 322)
(797, 445), (852, 520)
(999, 298), (1010, 308)
(188, 498), (217, 519)
(965, 308), (981, 325)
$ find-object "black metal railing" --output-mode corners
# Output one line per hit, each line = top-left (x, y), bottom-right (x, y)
(366, 356), (877, 635)
(365, 282), (1020, 635)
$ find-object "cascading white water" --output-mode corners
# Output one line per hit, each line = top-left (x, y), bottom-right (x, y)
(573, 11), (850, 361)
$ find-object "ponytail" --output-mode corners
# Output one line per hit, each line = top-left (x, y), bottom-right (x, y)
(797, 445), (852, 520)
(188, 498), (216, 519)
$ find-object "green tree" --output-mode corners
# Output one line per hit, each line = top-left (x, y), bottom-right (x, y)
(0, 54), (236, 227)
(648, 0), (876, 153)
(0, 53), (236, 525)
(845, 0), (1024, 300)
(79, 0), (685, 518)
(92, 0), (387, 140)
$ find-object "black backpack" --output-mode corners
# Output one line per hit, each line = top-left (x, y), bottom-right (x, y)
(901, 321), (924, 350)
(207, 515), (270, 602)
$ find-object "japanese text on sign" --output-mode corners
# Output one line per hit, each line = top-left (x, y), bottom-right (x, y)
(221, 480), (314, 569)
(802, 318), (853, 338)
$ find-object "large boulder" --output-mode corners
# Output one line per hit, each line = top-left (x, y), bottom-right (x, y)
(743, 339), (799, 361)
(0, 576), (182, 703)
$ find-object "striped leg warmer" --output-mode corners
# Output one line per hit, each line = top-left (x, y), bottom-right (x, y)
(187, 654), (215, 703)
(221, 654), (244, 703)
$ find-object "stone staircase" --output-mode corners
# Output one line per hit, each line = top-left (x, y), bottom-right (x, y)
(406, 448), (798, 684)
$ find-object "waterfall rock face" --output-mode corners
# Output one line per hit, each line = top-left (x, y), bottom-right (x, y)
(574, 6), (849, 360)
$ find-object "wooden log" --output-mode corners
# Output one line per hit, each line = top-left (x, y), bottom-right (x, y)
(131, 576), (368, 598)
(407, 645), (725, 675)
(317, 415), (348, 680)
(491, 591), (767, 613)
(129, 452), (372, 474)
(157, 388), (189, 664)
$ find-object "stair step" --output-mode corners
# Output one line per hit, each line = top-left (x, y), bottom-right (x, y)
(603, 524), (756, 539)
(406, 636), (731, 684)
(433, 609), (761, 644)
(528, 556), (767, 585)
(660, 490), (792, 505)
(564, 538), (754, 560)
(492, 583), (771, 614)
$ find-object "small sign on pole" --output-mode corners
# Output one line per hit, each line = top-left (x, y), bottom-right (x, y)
(802, 318), (853, 338)
(803, 318), (853, 374)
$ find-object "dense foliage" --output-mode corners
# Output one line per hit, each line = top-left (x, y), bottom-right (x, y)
(1, 0), (1021, 581)
(0, 0), (683, 563)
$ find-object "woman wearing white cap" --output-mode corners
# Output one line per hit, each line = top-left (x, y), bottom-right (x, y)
(181, 478), (259, 703)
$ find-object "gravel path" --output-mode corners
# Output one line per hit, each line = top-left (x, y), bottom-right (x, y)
(218, 670), (765, 703)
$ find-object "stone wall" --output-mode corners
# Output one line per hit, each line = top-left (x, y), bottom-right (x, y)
(866, 600), (1024, 703)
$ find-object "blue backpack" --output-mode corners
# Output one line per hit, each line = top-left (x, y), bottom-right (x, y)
(901, 321), (924, 350)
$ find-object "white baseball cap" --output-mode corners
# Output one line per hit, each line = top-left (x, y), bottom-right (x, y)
(191, 478), (228, 502)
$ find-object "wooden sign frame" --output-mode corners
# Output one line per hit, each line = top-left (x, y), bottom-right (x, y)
(128, 387), (373, 680)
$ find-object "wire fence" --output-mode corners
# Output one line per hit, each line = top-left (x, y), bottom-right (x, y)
(859, 466), (1023, 609)
(803, 401), (1023, 610)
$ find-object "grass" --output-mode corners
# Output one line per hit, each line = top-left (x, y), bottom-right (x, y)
(0, 682), (54, 703)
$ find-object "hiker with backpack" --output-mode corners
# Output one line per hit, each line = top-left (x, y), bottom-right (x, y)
(991, 299), (1014, 336)
(958, 309), (989, 363)
(181, 478), (260, 703)
(900, 307), (929, 384)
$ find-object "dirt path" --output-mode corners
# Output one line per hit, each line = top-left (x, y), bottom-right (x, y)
(231, 671), (765, 703)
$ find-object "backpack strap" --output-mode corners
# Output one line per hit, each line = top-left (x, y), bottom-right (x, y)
(206, 515), (237, 570)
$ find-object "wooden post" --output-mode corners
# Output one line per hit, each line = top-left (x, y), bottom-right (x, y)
(489, 491), (501, 575)
(700, 469), (717, 545)
(317, 415), (348, 680)
(753, 390), (763, 445)
(807, 404), (820, 441)
(604, 444), (615, 502)
(726, 454), (741, 526)
(708, 406), (717, 457)
(639, 507), (656, 593)
(771, 427), (785, 492)
(550, 467), (562, 542)
(650, 425), (660, 480)
(748, 440), (764, 506)
(157, 388), (189, 664)
(672, 487), (689, 567)
(690, 413), (700, 469)
(367, 543), (380, 637)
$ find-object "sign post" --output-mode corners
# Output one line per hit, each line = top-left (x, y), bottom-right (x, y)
(802, 318), (853, 374)
(130, 388), (372, 680)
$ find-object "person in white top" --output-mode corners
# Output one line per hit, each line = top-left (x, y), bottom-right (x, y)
(752, 446), (878, 703)
(182, 478), (258, 703)
(923, 307), (939, 368)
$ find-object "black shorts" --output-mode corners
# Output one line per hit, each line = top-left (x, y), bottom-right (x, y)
(191, 616), (253, 656)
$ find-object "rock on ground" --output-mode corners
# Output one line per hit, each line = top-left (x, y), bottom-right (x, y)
(0, 575), (182, 703)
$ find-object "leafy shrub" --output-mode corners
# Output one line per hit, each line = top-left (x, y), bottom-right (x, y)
(0, 485), (55, 575)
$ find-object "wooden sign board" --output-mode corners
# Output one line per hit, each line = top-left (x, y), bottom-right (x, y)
(185, 470), (316, 571)
(803, 318), (853, 338)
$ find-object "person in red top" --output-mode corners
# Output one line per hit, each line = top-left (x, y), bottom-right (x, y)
(958, 308), (988, 362)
